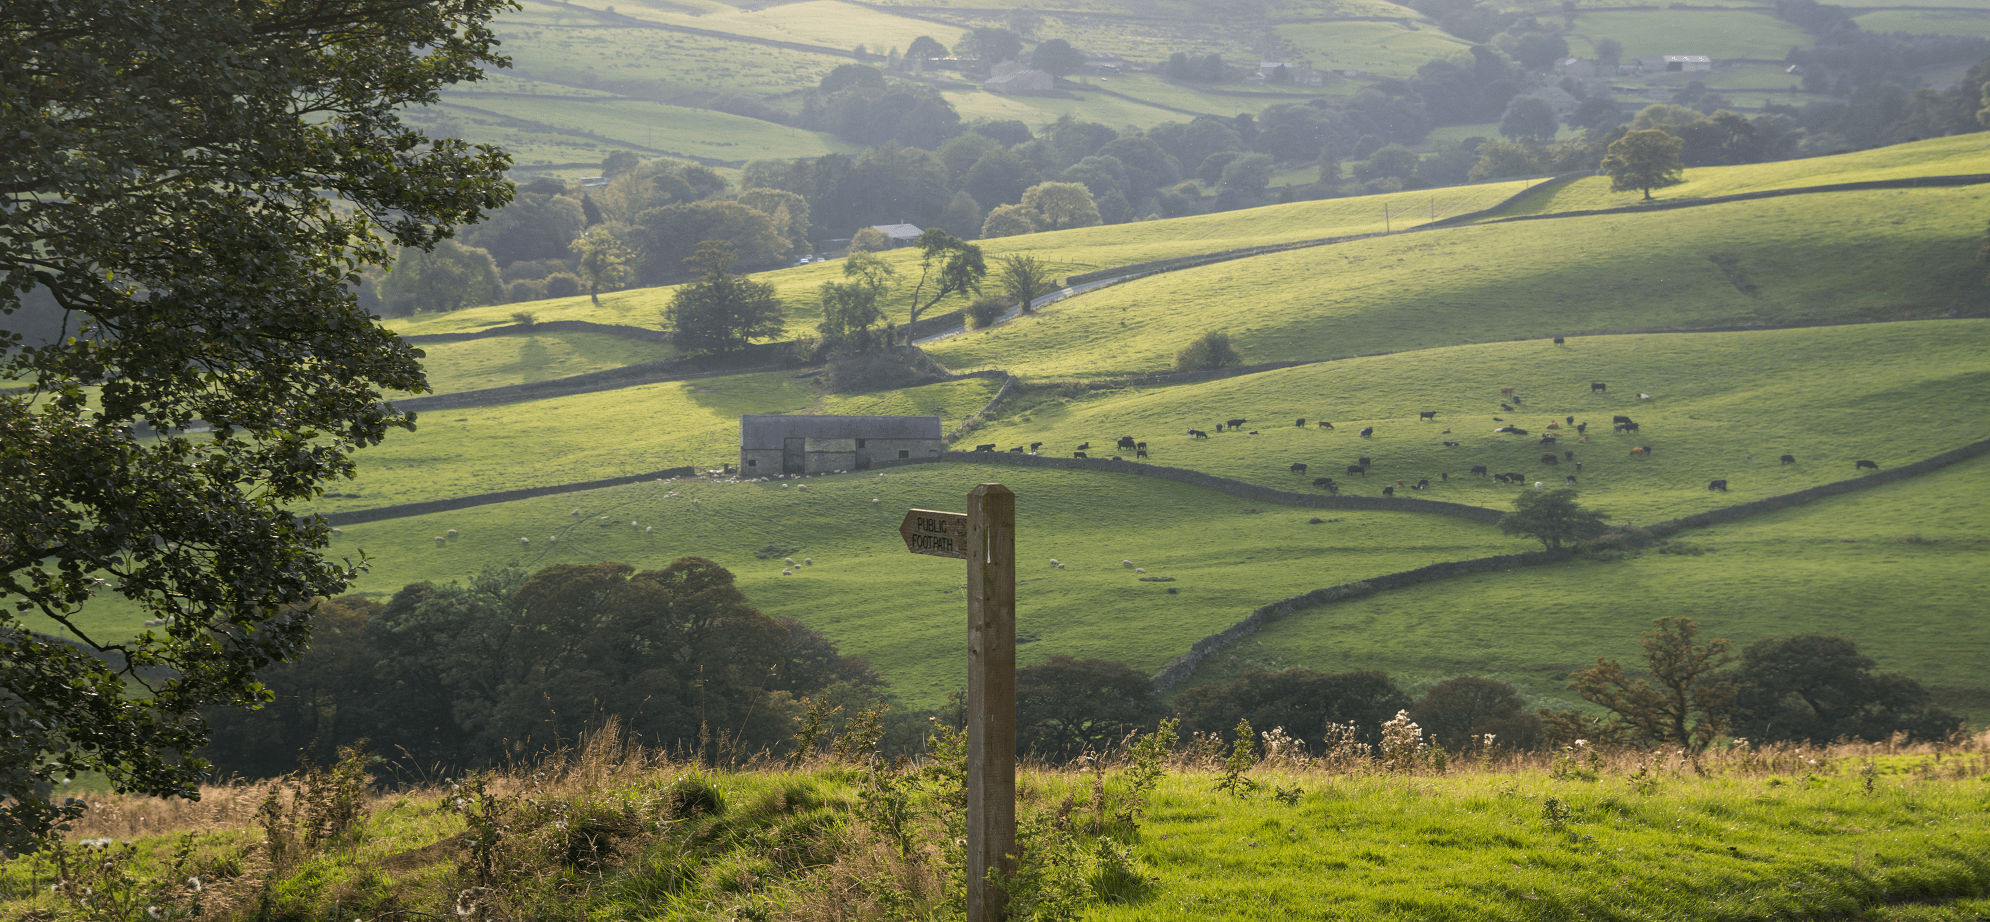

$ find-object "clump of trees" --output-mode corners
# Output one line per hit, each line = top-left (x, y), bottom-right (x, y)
(203, 561), (885, 778)
(1174, 330), (1242, 372)
(664, 241), (788, 357)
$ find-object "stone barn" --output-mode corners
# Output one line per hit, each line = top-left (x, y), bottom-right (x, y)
(739, 414), (943, 475)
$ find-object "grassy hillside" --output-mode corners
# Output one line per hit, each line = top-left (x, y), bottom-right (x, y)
(927, 185), (1990, 378)
(317, 462), (1515, 708)
(1191, 448), (1990, 725)
(414, 331), (676, 395)
(1496, 135), (1990, 217)
(959, 321), (1990, 523)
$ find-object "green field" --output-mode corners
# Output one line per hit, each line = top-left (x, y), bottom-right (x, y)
(1570, 9), (1812, 60)
(1855, 8), (1990, 39)
(410, 332), (677, 396)
(926, 184), (1990, 378)
(322, 463), (1517, 708)
(1278, 21), (1475, 79)
(1195, 448), (1990, 725)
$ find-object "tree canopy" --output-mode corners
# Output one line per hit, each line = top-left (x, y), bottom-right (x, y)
(902, 229), (987, 343)
(1499, 488), (1611, 549)
(1601, 128), (1686, 199)
(663, 242), (788, 356)
(0, 0), (513, 849)
(1563, 618), (1735, 751)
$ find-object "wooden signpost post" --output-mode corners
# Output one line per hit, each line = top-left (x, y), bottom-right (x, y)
(898, 484), (1015, 922)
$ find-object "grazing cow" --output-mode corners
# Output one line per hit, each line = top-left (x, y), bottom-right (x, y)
(1630, 447), (1647, 458)
(1008, 446), (1024, 453)
(1612, 415), (1633, 424)
(1215, 424), (1224, 433)
(1509, 427), (1530, 436)
(1296, 418), (1307, 427)
(1312, 477), (1336, 488)
(1576, 422), (1588, 434)
(1541, 435), (1557, 445)
(1564, 449), (1575, 462)
(1136, 448), (1148, 459)
(1117, 436), (1136, 450)
(1547, 422), (1561, 430)
(1442, 472), (1449, 481)
(1415, 479), (1430, 490)
(1780, 454), (1796, 464)
(1493, 417), (1505, 422)
(1500, 386), (1515, 396)
(1505, 472), (1525, 482)
(1383, 486), (1395, 497)
(1501, 403), (1514, 412)
(1591, 382), (1607, 393)
(1359, 456), (1372, 468)
(1856, 459), (1879, 470)
(1614, 422), (1640, 433)
(1575, 461), (1582, 471)
(1347, 465), (1366, 476)
(1442, 428), (1452, 434)
(1540, 453), (1560, 465)
(1578, 436), (1589, 443)
(1566, 416), (1575, 424)
(1189, 428), (1208, 439)
(1419, 411), (1437, 421)
(1076, 442), (1091, 451)
(1708, 479), (1728, 492)
(1564, 474), (1578, 485)
(1511, 395), (1523, 405)
(1493, 473), (1511, 483)
(975, 443), (997, 452)
(1136, 441), (1147, 449)
(1634, 446), (1651, 456)
(1443, 440), (1461, 447)
(1359, 426), (1374, 438)
(1495, 426), (1514, 433)
(1471, 464), (1489, 476)
(1318, 421), (1334, 429)
(1291, 463), (1308, 474)
(1073, 451), (1087, 458)
(1030, 441), (1044, 452)
(1554, 336), (1565, 345)
(1227, 418), (1247, 429)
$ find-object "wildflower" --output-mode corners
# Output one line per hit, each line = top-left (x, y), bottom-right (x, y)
(1574, 739), (1588, 748)
(188, 877), (202, 892)
(148, 907), (162, 919)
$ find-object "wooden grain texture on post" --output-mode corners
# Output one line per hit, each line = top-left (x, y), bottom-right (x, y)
(966, 482), (1016, 922)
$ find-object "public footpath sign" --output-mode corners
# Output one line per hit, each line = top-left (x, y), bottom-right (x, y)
(902, 484), (1015, 922)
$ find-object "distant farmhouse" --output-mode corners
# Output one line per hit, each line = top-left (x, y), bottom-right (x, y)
(1633, 55), (1711, 73)
(868, 224), (924, 248)
(739, 415), (943, 475)
(1252, 61), (1318, 85)
(983, 61), (1054, 94)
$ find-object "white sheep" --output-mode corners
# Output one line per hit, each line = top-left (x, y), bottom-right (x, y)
(631, 521), (639, 527)
(645, 526), (653, 533)
(435, 537), (446, 546)
(1121, 559), (1134, 568)
(1048, 558), (1060, 566)
(797, 484), (807, 491)
(872, 498), (880, 503)
(803, 558), (812, 565)
(785, 557), (795, 565)
(446, 529), (458, 537)
(782, 568), (793, 575)
(549, 536), (557, 543)
(1534, 481), (1544, 490)
(571, 509), (582, 516)
(520, 537), (530, 544)
(330, 528), (342, 535)
(600, 515), (610, 521)
(1135, 568), (1146, 574)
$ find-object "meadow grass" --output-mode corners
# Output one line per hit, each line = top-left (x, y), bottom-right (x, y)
(411, 331), (676, 395)
(308, 373), (1004, 514)
(1495, 135), (1990, 217)
(1189, 448), (1990, 725)
(1570, 9), (1812, 59)
(1854, 8), (1990, 38)
(1279, 20), (1476, 79)
(955, 320), (1990, 519)
(6, 737), (1987, 922)
(308, 462), (1514, 708)
(926, 186), (1990, 379)
(447, 94), (855, 164)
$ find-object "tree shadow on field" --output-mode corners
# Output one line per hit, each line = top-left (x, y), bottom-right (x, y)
(517, 336), (554, 384)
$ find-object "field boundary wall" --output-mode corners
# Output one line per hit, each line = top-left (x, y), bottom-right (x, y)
(402, 319), (667, 344)
(317, 466), (697, 527)
(1467, 173), (1990, 228)
(1145, 433), (1990, 695)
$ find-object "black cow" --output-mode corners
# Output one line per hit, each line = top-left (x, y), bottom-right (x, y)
(1780, 454), (1796, 464)
(1136, 441), (1147, 449)
(1443, 440), (1461, 447)
(1509, 427), (1530, 436)
(1215, 424), (1224, 433)
(1856, 459), (1879, 470)
(1249, 430), (1259, 435)
(1414, 479), (1430, 490)
(1189, 428), (1208, 439)
(1566, 416), (1575, 424)
(1494, 472), (1514, 483)
(1614, 422), (1640, 433)
(1076, 442), (1091, 451)
(1226, 418), (1247, 429)
(1540, 453), (1559, 465)
(1576, 422), (1588, 434)
(1503, 472), (1524, 482)
(1554, 336), (1565, 345)
(1073, 451), (1087, 459)
(975, 443), (996, 452)
(1564, 449), (1575, 462)
(1419, 411), (1437, 420)
(1612, 415), (1633, 424)
(1347, 465), (1366, 476)
(1359, 426), (1374, 437)
(1592, 382), (1607, 392)
(1383, 486), (1395, 497)
(1708, 479), (1728, 492)
(1116, 436), (1136, 450)
(1540, 435), (1557, 445)
(1136, 448), (1148, 459)
(1564, 474), (1577, 485)
(1296, 418), (1307, 427)
(1358, 456), (1372, 468)
(1471, 465), (1488, 476)
(1290, 463), (1307, 474)
(1511, 395), (1522, 405)
(1029, 441), (1043, 452)
(1575, 461), (1582, 472)
(1312, 477), (1336, 488)
(1501, 403), (1514, 411)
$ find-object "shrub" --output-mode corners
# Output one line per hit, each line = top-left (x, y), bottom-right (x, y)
(543, 272), (583, 298)
(964, 294), (1010, 329)
(1173, 330), (1241, 372)
(505, 279), (547, 303)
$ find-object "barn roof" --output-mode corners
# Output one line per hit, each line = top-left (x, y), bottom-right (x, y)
(740, 414), (943, 449)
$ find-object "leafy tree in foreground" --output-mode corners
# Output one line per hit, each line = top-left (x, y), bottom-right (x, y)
(1727, 634), (1963, 744)
(664, 241), (788, 356)
(1562, 617), (1735, 751)
(1174, 330), (1242, 372)
(1601, 128), (1686, 200)
(0, 0), (512, 849)
(1499, 488), (1611, 549)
